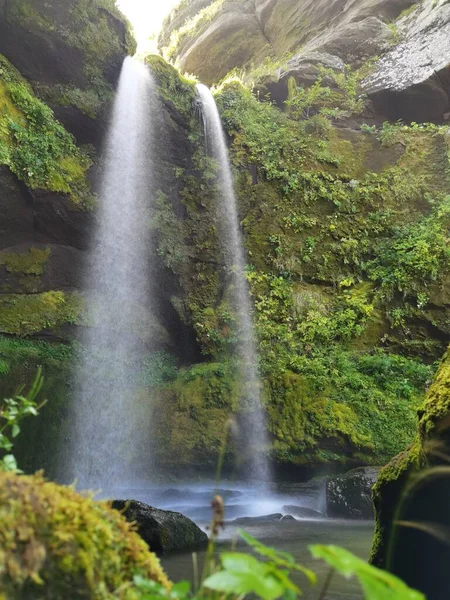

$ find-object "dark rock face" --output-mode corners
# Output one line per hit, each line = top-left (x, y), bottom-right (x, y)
(370, 348), (450, 599)
(111, 500), (208, 555)
(0, 0), (135, 144)
(326, 467), (381, 519)
(364, 0), (450, 122)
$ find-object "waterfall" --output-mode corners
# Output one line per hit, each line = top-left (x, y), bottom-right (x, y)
(196, 83), (271, 484)
(64, 57), (156, 490)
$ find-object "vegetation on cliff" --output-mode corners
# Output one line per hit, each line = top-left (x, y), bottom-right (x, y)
(0, 55), (93, 204)
(141, 57), (449, 471)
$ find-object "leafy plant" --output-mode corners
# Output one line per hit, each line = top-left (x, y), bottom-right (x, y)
(0, 368), (44, 471)
(310, 545), (424, 599)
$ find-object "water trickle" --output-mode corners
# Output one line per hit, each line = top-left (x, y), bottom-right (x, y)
(64, 57), (156, 490)
(196, 83), (271, 484)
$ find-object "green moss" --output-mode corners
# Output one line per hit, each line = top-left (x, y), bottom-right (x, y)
(0, 247), (50, 276)
(0, 292), (82, 336)
(0, 471), (170, 598)
(146, 54), (196, 117)
(0, 55), (93, 205)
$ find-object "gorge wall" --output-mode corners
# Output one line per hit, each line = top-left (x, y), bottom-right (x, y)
(0, 0), (449, 479)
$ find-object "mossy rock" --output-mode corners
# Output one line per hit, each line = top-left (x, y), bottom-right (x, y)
(371, 346), (450, 566)
(0, 471), (170, 599)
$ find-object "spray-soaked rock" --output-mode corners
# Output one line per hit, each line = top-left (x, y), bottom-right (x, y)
(326, 467), (381, 519)
(111, 500), (208, 555)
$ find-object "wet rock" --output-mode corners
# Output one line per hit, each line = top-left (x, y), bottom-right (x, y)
(111, 499), (208, 555)
(231, 513), (284, 525)
(326, 467), (381, 519)
(281, 514), (296, 521)
(364, 0), (450, 122)
(282, 505), (323, 519)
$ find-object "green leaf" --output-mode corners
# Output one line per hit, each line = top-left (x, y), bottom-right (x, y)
(11, 424), (20, 438)
(203, 569), (285, 600)
(1, 454), (18, 471)
(310, 545), (425, 599)
(240, 529), (316, 584)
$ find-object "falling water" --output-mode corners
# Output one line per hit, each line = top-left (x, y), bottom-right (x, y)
(64, 57), (156, 489)
(196, 83), (271, 484)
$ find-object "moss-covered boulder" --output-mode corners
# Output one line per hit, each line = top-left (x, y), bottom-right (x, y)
(371, 346), (450, 568)
(0, 471), (170, 598)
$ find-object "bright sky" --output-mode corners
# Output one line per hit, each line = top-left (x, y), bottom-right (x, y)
(116, 0), (180, 52)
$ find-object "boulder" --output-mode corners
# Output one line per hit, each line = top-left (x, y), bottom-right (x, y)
(231, 513), (283, 525)
(111, 499), (208, 555)
(282, 505), (323, 519)
(326, 467), (381, 519)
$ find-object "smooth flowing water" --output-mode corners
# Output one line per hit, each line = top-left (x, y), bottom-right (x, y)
(196, 84), (270, 484)
(64, 57), (156, 489)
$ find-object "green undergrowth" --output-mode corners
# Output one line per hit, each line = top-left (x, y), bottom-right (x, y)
(0, 55), (93, 205)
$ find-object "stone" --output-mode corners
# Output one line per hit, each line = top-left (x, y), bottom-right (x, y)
(281, 514), (296, 521)
(231, 513), (284, 525)
(111, 499), (208, 555)
(364, 0), (450, 122)
(282, 505), (323, 519)
(326, 467), (381, 519)
(0, 0), (135, 144)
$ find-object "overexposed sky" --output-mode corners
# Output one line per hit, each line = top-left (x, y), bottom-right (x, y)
(117, 0), (180, 52)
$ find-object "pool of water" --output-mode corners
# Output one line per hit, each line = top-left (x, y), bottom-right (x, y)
(161, 519), (373, 600)
(103, 481), (374, 598)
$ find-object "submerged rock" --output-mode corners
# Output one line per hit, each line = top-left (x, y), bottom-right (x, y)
(111, 499), (208, 554)
(282, 505), (323, 519)
(231, 513), (284, 525)
(326, 467), (381, 519)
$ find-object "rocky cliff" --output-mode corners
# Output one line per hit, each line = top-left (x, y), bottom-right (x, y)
(159, 0), (450, 123)
(0, 0), (449, 478)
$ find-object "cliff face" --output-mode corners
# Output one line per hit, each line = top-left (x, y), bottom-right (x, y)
(159, 0), (450, 123)
(0, 0), (449, 477)
(0, 0), (135, 143)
